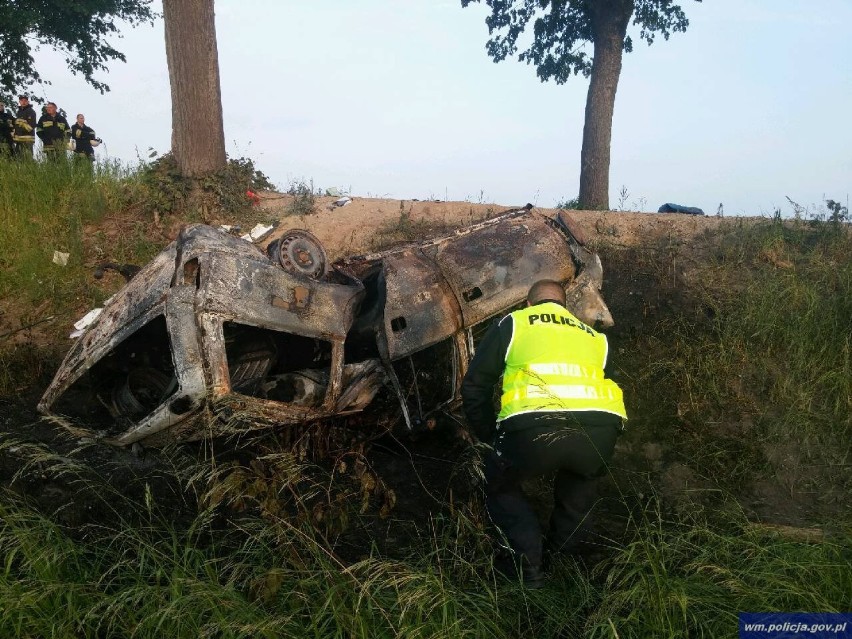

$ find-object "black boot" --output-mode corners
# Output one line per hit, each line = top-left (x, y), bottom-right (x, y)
(493, 553), (545, 589)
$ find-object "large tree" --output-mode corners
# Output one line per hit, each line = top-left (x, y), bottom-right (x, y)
(462, 0), (697, 210)
(162, 0), (226, 177)
(0, 0), (154, 96)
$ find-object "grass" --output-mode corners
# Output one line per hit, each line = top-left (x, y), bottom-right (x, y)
(0, 437), (848, 638)
(0, 157), (132, 306)
(601, 217), (852, 516)
(0, 154), (273, 394)
(586, 502), (851, 638)
(0, 439), (590, 638)
(1, 164), (850, 636)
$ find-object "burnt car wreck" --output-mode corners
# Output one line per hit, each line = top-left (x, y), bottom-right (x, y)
(38, 208), (614, 447)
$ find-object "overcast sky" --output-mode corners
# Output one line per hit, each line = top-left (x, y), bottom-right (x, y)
(29, 0), (852, 216)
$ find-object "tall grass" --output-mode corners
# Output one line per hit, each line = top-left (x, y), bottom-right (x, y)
(0, 157), (137, 305)
(0, 439), (848, 638)
(586, 503), (851, 638)
(0, 439), (592, 638)
(610, 218), (852, 512)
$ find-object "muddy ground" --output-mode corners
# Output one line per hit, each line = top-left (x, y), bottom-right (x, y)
(0, 198), (775, 557)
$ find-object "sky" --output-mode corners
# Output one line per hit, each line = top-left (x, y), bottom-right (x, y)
(27, 0), (852, 216)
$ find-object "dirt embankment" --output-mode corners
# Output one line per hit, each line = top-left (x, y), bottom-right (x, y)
(256, 193), (733, 259)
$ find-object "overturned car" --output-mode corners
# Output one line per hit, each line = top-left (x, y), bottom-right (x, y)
(38, 208), (614, 447)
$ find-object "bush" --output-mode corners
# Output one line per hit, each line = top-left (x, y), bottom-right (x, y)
(137, 153), (274, 218)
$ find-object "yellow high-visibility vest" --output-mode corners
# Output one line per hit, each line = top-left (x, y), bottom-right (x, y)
(497, 302), (627, 420)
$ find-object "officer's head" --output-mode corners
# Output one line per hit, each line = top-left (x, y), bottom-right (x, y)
(526, 279), (566, 307)
(0, 102), (4, 111)
(76, 114), (85, 125)
(18, 95), (29, 106)
(45, 102), (57, 116)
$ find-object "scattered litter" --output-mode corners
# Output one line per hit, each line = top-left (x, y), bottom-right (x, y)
(219, 224), (242, 235)
(70, 308), (103, 338)
(52, 251), (69, 266)
(240, 223), (275, 242)
(325, 187), (341, 197)
(245, 190), (260, 205)
(658, 203), (705, 215)
(331, 196), (352, 209)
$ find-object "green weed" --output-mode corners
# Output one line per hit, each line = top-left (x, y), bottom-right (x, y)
(605, 217), (852, 517)
(284, 179), (318, 217)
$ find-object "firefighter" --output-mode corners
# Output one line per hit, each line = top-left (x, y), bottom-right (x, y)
(36, 102), (70, 158)
(13, 95), (37, 158)
(461, 279), (627, 588)
(0, 101), (14, 156)
(70, 114), (98, 160)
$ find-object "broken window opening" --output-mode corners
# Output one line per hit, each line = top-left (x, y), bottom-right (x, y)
(223, 322), (333, 408)
(390, 317), (407, 332)
(390, 338), (456, 425)
(462, 286), (483, 302)
(182, 258), (200, 288)
(344, 266), (384, 363)
(52, 315), (178, 432)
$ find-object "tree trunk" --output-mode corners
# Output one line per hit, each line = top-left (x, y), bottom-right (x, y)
(578, 0), (633, 210)
(162, 0), (226, 177)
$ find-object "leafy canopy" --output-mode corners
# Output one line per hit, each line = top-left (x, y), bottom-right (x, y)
(0, 0), (155, 96)
(461, 0), (696, 83)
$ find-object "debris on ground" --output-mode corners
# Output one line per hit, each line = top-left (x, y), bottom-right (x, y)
(658, 203), (705, 215)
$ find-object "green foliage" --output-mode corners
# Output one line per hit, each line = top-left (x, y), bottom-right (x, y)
(461, 0), (696, 83)
(0, 438), (848, 638)
(284, 178), (318, 216)
(556, 195), (581, 210)
(824, 198), (848, 223)
(587, 503), (852, 637)
(607, 218), (852, 514)
(0, 0), (155, 96)
(0, 440), (586, 638)
(0, 156), (129, 306)
(2, 161), (850, 635)
(138, 153), (273, 217)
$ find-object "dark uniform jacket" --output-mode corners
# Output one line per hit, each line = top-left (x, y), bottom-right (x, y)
(71, 123), (97, 155)
(36, 113), (70, 146)
(13, 104), (37, 143)
(460, 313), (515, 441)
(0, 110), (14, 148)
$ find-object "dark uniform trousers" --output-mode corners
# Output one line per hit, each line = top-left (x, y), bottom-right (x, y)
(484, 410), (620, 571)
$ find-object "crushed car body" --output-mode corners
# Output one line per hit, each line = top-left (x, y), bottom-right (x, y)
(38, 208), (615, 446)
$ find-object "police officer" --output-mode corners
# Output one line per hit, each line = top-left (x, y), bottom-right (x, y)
(13, 95), (37, 158)
(36, 102), (70, 158)
(0, 101), (14, 156)
(461, 279), (627, 587)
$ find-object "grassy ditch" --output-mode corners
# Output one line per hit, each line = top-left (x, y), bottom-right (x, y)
(0, 169), (850, 636)
(0, 435), (848, 638)
(602, 217), (851, 522)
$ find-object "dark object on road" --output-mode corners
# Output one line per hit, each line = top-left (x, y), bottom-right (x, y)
(658, 203), (705, 215)
(39, 208), (615, 447)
